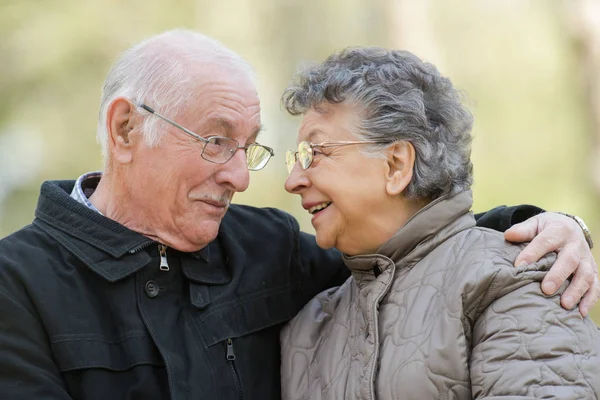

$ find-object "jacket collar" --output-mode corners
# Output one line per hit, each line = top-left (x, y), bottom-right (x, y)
(34, 180), (219, 283)
(35, 180), (153, 256)
(343, 190), (475, 275)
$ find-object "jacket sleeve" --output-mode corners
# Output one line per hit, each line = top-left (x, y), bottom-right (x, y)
(0, 286), (72, 399)
(469, 272), (600, 399)
(474, 205), (544, 232)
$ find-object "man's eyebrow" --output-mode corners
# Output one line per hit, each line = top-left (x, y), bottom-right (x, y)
(249, 124), (264, 143)
(201, 118), (263, 144)
(203, 118), (234, 135)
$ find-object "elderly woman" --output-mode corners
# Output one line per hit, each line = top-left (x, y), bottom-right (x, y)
(280, 48), (600, 399)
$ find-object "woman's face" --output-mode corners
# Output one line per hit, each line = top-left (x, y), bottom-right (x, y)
(285, 102), (404, 255)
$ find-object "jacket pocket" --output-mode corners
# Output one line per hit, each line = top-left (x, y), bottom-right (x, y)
(50, 333), (164, 372)
(193, 285), (295, 347)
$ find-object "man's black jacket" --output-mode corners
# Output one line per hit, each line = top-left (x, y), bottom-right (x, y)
(0, 180), (542, 400)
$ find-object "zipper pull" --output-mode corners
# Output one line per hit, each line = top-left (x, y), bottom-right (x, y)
(158, 244), (170, 271)
(226, 338), (236, 361)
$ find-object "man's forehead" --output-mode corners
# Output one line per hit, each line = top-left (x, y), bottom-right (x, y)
(202, 114), (261, 129)
(192, 63), (257, 93)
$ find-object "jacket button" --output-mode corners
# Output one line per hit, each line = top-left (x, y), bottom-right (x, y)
(145, 280), (160, 298)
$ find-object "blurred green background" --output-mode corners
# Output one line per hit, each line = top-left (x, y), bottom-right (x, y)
(1, 0), (598, 321)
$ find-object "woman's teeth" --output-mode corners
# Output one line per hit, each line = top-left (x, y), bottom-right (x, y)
(309, 202), (332, 215)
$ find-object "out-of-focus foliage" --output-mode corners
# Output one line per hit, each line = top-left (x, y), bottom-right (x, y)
(0, 0), (598, 322)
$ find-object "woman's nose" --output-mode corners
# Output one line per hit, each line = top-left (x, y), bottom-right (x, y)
(284, 163), (310, 194)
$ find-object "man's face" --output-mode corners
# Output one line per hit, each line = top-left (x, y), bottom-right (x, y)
(128, 68), (261, 251)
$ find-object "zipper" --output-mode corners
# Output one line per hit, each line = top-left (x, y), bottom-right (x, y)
(158, 244), (170, 271)
(128, 241), (155, 254)
(225, 338), (243, 400)
(366, 260), (396, 399)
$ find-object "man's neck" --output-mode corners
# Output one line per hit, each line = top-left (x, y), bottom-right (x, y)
(89, 173), (146, 231)
(87, 178), (108, 216)
(89, 173), (210, 253)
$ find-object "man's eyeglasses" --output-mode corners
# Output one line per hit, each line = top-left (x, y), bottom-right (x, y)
(140, 104), (275, 171)
(285, 140), (390, 174)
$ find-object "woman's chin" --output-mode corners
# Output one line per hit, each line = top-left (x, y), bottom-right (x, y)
(315, 233), (335, 250)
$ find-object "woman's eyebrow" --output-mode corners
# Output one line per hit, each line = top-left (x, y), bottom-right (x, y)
(307, 129), (327, 143)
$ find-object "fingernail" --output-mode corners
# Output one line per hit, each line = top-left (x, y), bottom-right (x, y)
(542, 281), (557, 294)
(563, 295), (575, 309)
(516, 260), (528, 268)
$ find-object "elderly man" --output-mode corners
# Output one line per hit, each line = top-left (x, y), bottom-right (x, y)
(0, 30), (597, 400)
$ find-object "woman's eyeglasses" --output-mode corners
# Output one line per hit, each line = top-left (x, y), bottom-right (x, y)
(285, 139), (390, 174)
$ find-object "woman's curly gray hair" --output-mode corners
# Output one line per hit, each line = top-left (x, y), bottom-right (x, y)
(282, 47), (473, 200)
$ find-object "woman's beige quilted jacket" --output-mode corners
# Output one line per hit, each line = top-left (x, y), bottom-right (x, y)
(281, 191), (600, 400)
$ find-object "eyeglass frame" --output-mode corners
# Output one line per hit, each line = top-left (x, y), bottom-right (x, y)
(285, 139), (391, 174)
(139, 103), (275, 171)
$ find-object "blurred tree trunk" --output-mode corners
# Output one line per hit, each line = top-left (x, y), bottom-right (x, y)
(565, 0), (600, 200)
(386, 0), (442, 65)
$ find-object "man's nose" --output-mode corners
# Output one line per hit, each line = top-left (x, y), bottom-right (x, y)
(217, 148), (250, 192)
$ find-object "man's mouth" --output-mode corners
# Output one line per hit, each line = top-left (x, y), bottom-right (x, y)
(308, 202), (332, 215)
(201, 199), (229, 208)
(190, 192), (232, 209)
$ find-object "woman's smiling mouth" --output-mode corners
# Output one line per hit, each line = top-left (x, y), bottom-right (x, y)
(308, 202), (332, 215)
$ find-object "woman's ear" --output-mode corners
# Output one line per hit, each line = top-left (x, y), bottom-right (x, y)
(105, 98), (140, 165)
(385, 141), (416, 196)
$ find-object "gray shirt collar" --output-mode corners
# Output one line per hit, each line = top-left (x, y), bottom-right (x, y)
(70, 171), (103, 215)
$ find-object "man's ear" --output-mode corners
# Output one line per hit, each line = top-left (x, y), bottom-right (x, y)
(385, 141), (416, 196)
(106, 98), (140, 165)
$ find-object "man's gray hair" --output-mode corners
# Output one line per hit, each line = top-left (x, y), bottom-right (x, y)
(282, 47), (473, 200)
(97, 29), (254, 164)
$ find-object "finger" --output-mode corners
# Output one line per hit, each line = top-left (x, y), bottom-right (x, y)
(579, 286), (600, 318)
(514, 229), (563, 268)
(540, 245), (581, 295)
(579, 270), (600, 317)
(504, 218), (540, 243)
(559, 256), (595, 310)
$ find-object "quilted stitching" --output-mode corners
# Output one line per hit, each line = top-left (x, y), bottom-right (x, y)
(281, 197), (600, 400)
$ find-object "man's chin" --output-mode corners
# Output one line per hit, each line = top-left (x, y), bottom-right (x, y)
(171, 218), (222, 252)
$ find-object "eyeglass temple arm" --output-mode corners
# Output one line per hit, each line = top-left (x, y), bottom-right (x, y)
(316, 140), (390, 148)
(139, 104), (155, 114)
(140, 103), (274, 156)
(138, 104), (209, 144)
